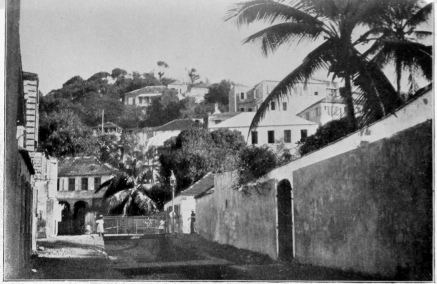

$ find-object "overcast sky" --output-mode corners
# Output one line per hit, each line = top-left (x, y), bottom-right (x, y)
(20, 0), (432, 95)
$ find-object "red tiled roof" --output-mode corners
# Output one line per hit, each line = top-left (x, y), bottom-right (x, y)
(58, 156), (116, 177)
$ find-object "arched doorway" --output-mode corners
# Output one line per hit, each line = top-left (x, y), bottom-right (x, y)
(73, 201), (88, 235)
(277, 179), (293, 260)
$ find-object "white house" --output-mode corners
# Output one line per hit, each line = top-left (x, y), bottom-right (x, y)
(124, 86), (166, 107)
(168, 81), (188, 96)
(209, 111), (318, 153)
(229, 79), (338, 115)
(296, 96), (363, 126)
(163, 173), (214, 234)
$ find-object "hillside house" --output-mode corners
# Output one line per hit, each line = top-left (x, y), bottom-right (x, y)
(297, 96), (363, 126)
(209, 111), (318, 153)
(124, 85), (166, 107)
(92, 122), (123, 136)
(229, 79), (338, 114)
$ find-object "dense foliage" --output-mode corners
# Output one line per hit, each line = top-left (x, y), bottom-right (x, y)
(297, 118), (354, 156)
(157, 127), (246, 192)
(237, 145), (277, 187)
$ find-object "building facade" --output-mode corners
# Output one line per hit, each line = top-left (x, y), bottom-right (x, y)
(56, 156), (115, 234)
(209, 111), (318, 153)
(229, 79), (338, 114)
(124, 85), (167, 107)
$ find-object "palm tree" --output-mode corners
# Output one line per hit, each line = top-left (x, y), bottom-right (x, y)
(226, 0), (404, 131)
(95, 172), (157, 216)
(363, 0), (432, 97)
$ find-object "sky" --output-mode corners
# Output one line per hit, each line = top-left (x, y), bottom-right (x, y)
(20, 0), (433, 95)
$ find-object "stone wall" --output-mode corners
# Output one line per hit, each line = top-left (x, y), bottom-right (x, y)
(196, 172), (278, 259)
(292, 120), (432, 279)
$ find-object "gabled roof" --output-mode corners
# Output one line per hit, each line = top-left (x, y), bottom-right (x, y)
(179, 173), (214, 197)
(154, 119), (200, 132)
(125, 86), (166, 96)
(209, 112), (240, 120)
(210, 111), (317, 129)
(58, 156), (116, 177)
(94, 122), (122, 129)
(296, 96), (347, 116)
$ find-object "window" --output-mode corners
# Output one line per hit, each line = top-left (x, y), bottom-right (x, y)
(94, 177), (101, 190)
(271, 102), (276, 110)
(57, 179), (60, 191)
(282, 102), (287, 111)
(248, 108), (253, 112)
(68, 178), (75, 191)
(81, 178), (88, 190)
(240, 108), (245, 112)
(251, 131), (258, 145)
(284, 130), (291, 143)
(301, 129), (308, 139)
(314, 91), (318, 96)
(240, 92), (245, 100)
(268, 131), (275, 143)
(316, 107), (321, 116)
(215, 120), (222, 125)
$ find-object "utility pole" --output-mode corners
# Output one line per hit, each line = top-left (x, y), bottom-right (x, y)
(101, 109), (104, 133)
(170, 171), (176, 234)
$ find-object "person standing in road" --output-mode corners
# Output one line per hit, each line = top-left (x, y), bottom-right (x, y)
(188, 210), (196, 234)
(96, 215), (104, 237)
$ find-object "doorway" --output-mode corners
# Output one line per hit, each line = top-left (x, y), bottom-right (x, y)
(277, 179), (293, 260)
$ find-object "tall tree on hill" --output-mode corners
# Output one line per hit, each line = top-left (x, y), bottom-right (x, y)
(226, 0), (404, 131)
(156, 61), (169, 80)
(187, 68), (201, 85)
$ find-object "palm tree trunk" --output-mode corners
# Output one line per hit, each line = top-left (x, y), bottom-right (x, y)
(344, 75), (357, 131)
(396, 59), (402, 100)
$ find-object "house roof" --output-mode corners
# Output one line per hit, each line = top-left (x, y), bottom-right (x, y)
(179, 173), (215, 197)
(146, 131), (179, 149)
(210, 111), (317, 129)
(209, 112), (240, 120)
(154, 119), (200, 132)
(58, 156), (116, 177)
(296, 96), (347, 116)
(125, 86), (166, 96)
(93, 122), (122, 129)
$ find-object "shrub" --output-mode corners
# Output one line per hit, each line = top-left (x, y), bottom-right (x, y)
(297, 118), (353, 156)
(237, 145), (277, 187)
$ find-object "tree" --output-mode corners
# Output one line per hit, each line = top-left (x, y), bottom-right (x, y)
(157, 127), (246, 192)
(111, 68), (127, 79)
(364, 0), (432, 97)
(204, 80), (232, 106)
(187, 68), (200, 85)
(226, 0), (403, 131)
(156, 61), (169, 80)
(39, 110), (98, 157)
(95, 172), (157, 216)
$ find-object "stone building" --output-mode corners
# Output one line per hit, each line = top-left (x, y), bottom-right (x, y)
(57, 156), (116, 234)
(5, 0), (37, 277)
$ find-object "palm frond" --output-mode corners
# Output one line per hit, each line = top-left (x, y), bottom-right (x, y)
(106, 190), (130, 215)
(249, 40), (334, 133)
(102, 172), (135, 199)
(226, 0), (321, 27)
(94, 176), (113, 194)
(243, 22), (323, 56)
(405, 2), (433, 28)
(411, 30), (433, 40)
(353, 58), (401, 126)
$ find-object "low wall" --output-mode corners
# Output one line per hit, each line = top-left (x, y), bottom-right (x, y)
(196, 172), (278, 259)
(292, 120), (432, 279)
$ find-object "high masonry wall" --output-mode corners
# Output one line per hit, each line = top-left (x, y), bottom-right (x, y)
(196, 173), (278, 259)
(197, 89), (432, 280)
(292, 120), (432, 279)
